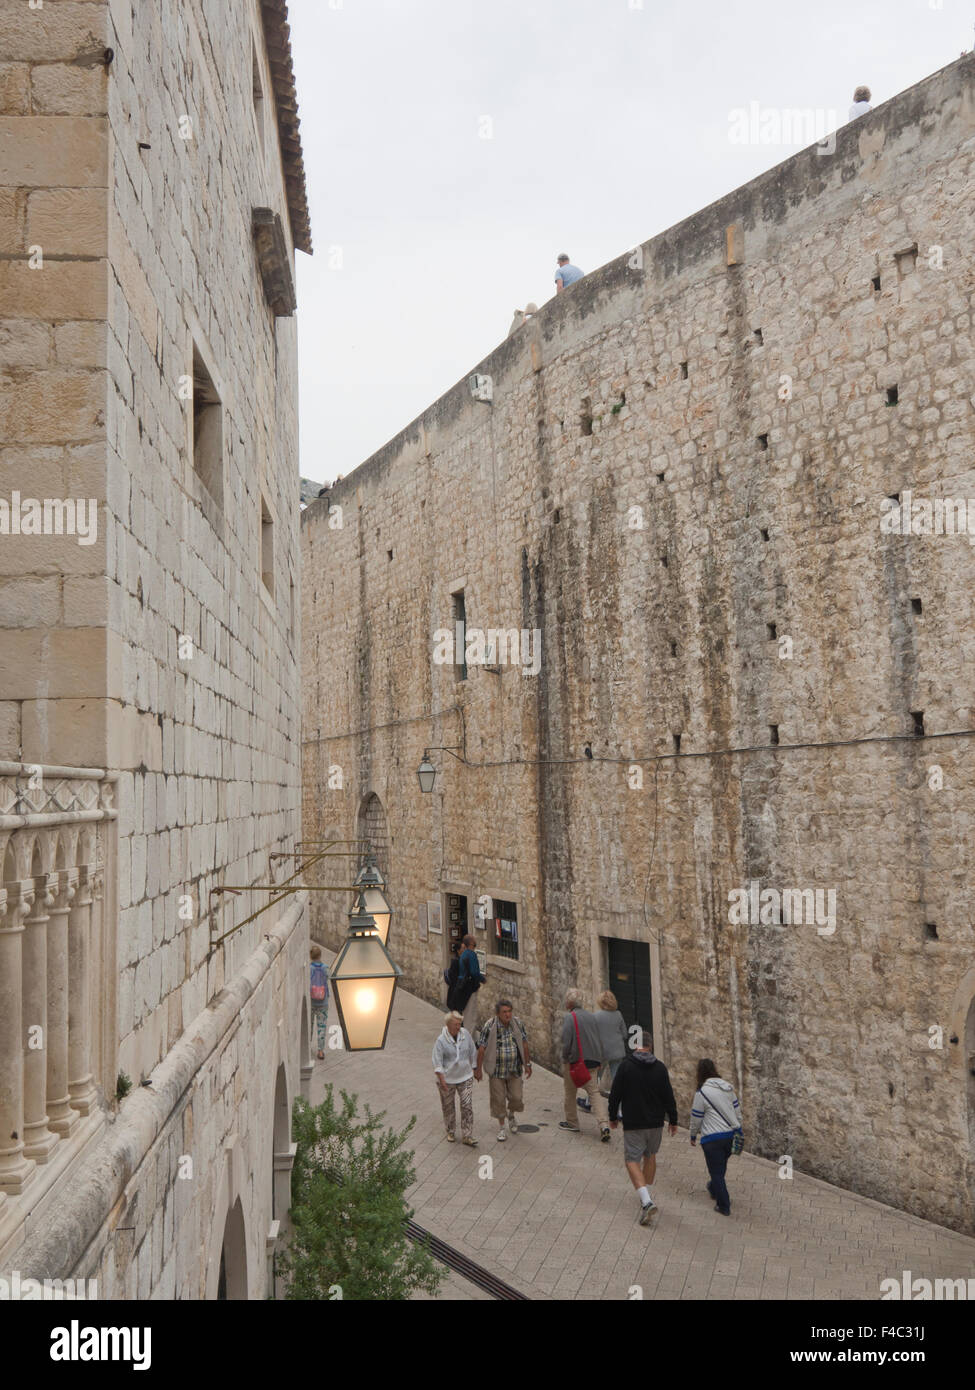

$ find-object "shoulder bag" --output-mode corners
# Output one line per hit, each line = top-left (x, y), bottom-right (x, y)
(569, 1012), (592, 1087)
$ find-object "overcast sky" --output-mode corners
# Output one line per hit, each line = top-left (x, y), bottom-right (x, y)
(288, 0), (972, 486)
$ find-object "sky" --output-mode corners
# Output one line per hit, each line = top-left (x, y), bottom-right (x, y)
(288, 0), (973, 486)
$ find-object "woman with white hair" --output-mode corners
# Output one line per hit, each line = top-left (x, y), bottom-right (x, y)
(432, 1010), (478, 1146)
(560, 988), (611, 1140)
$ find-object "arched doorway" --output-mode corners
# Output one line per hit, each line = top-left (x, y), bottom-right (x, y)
(272, 1064), (291, 1223)
(216, 1198), (248, 1301)
(357, 793), (389, 882)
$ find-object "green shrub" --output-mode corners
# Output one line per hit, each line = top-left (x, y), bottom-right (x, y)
(279, 1086), (444, 1301)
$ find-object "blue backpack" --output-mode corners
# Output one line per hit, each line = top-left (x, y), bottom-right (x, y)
(310, 961), (328, 1003)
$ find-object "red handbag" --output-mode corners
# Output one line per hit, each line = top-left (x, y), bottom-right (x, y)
(569, 1011), (592, 1087)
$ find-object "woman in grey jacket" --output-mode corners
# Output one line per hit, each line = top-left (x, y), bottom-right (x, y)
(689, 1058), (743, 1216)
(595, 991), (629, 1088)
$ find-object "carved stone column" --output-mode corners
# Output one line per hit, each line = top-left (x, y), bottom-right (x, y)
(22, 873), (58, 1162)
(0, 884), (36, 1192)
(67, 868), (98, 1116)
(46, 870), (78, 1135)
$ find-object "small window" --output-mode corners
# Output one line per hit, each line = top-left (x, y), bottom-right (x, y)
(580, 397), (593, 436)
(753, 328), (764, 345)
(769, 724), (779, 745)
(491, 897), (519, 961)
(260, 493), (274, 596)
(871, 274), (881, 292)
(757, 433), (769, 451)
(451, 590), (467, 681)
(252, 40), (265, 158)
(192, 344), (223, 511)
(680, 361), (689, 380)
(886, 385), (898, 406)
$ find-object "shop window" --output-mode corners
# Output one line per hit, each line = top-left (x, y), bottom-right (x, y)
(491, 897), (519, 961)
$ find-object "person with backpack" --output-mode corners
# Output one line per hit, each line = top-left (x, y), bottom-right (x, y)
(608, 1030), (678, 1224)
(309, 944), (330, 1060)
(454, 935), (486, 1034)
(689, 1058), (744, 1216)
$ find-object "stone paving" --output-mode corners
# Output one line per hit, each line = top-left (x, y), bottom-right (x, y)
(310, 977), (975, 1301)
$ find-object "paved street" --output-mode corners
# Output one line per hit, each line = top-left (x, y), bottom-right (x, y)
(310, 976), (975, 1301)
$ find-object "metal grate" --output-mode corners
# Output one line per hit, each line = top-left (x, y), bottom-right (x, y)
(405, 1219), (530, 1300)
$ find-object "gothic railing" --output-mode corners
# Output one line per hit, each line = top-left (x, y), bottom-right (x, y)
(0, 762), (117, 1206)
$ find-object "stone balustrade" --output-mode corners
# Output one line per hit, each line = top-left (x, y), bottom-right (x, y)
(0, 763), (116, 1209)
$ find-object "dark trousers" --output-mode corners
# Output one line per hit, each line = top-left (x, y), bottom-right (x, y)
(702, 1135), (734, 1212)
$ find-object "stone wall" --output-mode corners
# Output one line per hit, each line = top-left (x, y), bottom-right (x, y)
(1, 0), (308, 1295)
(302, 54), (975, 1232)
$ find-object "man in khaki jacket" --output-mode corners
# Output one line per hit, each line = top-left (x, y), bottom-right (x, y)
(475, 999), (532, 1142)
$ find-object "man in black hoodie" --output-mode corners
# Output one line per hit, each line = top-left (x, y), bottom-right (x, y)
(608, 1030), (678, 1224)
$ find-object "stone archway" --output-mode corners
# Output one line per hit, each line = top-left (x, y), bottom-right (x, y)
(216, 1198), (248, 1301)
(357, 793), (389, 882)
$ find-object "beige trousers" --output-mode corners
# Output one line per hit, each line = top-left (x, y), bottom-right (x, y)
(563, 1062), (609, 1128)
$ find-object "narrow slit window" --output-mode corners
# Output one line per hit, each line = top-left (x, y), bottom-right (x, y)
(192, 344), (223, 511)
(673, 733), (681, 754)
(452, 590), (467, 681)
(769, 724), (779, 745)
(886, 385), (899, 406)
(767, 622), (777, 640)
(580, 397), (593, 436)
(680, 361), (689, 380)
(871, 274), (881, 292)
(252, 40), (266, 158)
(758, 433), (769, 451)
(911, 597), (922, 615)
(260, 493), (274, 596)
(911, 710), (925, 737)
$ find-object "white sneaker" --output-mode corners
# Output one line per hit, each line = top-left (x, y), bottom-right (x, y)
(508, 1116), (519, 1133)
(497, 1123), (507, 1141)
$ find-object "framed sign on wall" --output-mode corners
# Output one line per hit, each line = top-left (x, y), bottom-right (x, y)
(427, 900), (442, 934)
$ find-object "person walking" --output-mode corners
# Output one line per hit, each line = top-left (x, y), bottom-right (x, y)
(309, 944), (329, 1060)
(432, 1010), (478, 1146)
(559, 989), (611, 1141)
(475, 999), (532, 1141)
(594, 990), (629, 1095)
(554, 254), (584, 293)
(689, 1058), (743, 1216)
(455, 934), (486, 1034)
(608, 1030), (678, 1224)
(443, 942), (462, 1008)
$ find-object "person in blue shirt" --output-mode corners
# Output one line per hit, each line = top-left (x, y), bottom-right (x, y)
(455, 934), (487, 1033)
(555, 254), (584, 292)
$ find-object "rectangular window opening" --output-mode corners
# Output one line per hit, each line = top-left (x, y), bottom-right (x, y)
(924, 922), (938, 941)
(580, 397), (593, 436)
(252, 40), (266, 157)
(886, 385), (899, 406)
(911, 597), (922, 615)
(767, 622), (777, 640)
(679, 361), (689, 380)
(260, 493), (274, 597)
(192, 344), (223, 511)
(452, 589), (467, 681)
(758, 433), (769, 451)
(491, 897), (519, 961)
(673, 733), (681, 754)
(760, 527), (770, 541)
(769, 724), (780, 746)
(871, 274), (881, 292)
(911, 710), (925, 737)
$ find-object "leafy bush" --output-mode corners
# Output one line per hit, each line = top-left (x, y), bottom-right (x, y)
(280, 1086), (444, 1301)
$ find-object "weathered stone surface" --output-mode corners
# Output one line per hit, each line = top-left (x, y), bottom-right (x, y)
(301, 55), (975, 1235)
(0, 1), (309, 1300)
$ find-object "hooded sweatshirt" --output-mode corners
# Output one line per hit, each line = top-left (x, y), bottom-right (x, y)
(689, 1077), (742, 1144)
(607, 1051), (678, 1129)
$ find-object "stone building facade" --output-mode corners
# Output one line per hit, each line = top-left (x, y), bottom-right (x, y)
(1, 1), (310, 1296)
(302, 55), (975, 1233)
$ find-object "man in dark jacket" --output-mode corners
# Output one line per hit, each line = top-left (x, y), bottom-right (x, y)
(608, 1030), (678, 1225)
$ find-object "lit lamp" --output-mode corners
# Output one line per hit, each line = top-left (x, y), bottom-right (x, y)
(417, 754), (436, 793)
(329, 893), (402, 1051)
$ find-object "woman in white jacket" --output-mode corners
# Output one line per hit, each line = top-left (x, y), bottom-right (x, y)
(689, 1058), (743, 1216)
(432, 1011), (478, 1146)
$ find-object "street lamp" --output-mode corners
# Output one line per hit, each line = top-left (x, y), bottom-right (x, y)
(417, 754), (436, 793)
(352, 854), (392, 944)
(329, 893), (402, 1051)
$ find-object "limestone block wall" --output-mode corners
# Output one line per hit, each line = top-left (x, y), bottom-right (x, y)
(1, 0), (307, 1295)
(302, 55), (975, 1232)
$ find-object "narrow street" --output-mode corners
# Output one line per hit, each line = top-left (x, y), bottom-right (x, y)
(311, 978), (975, 1301)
